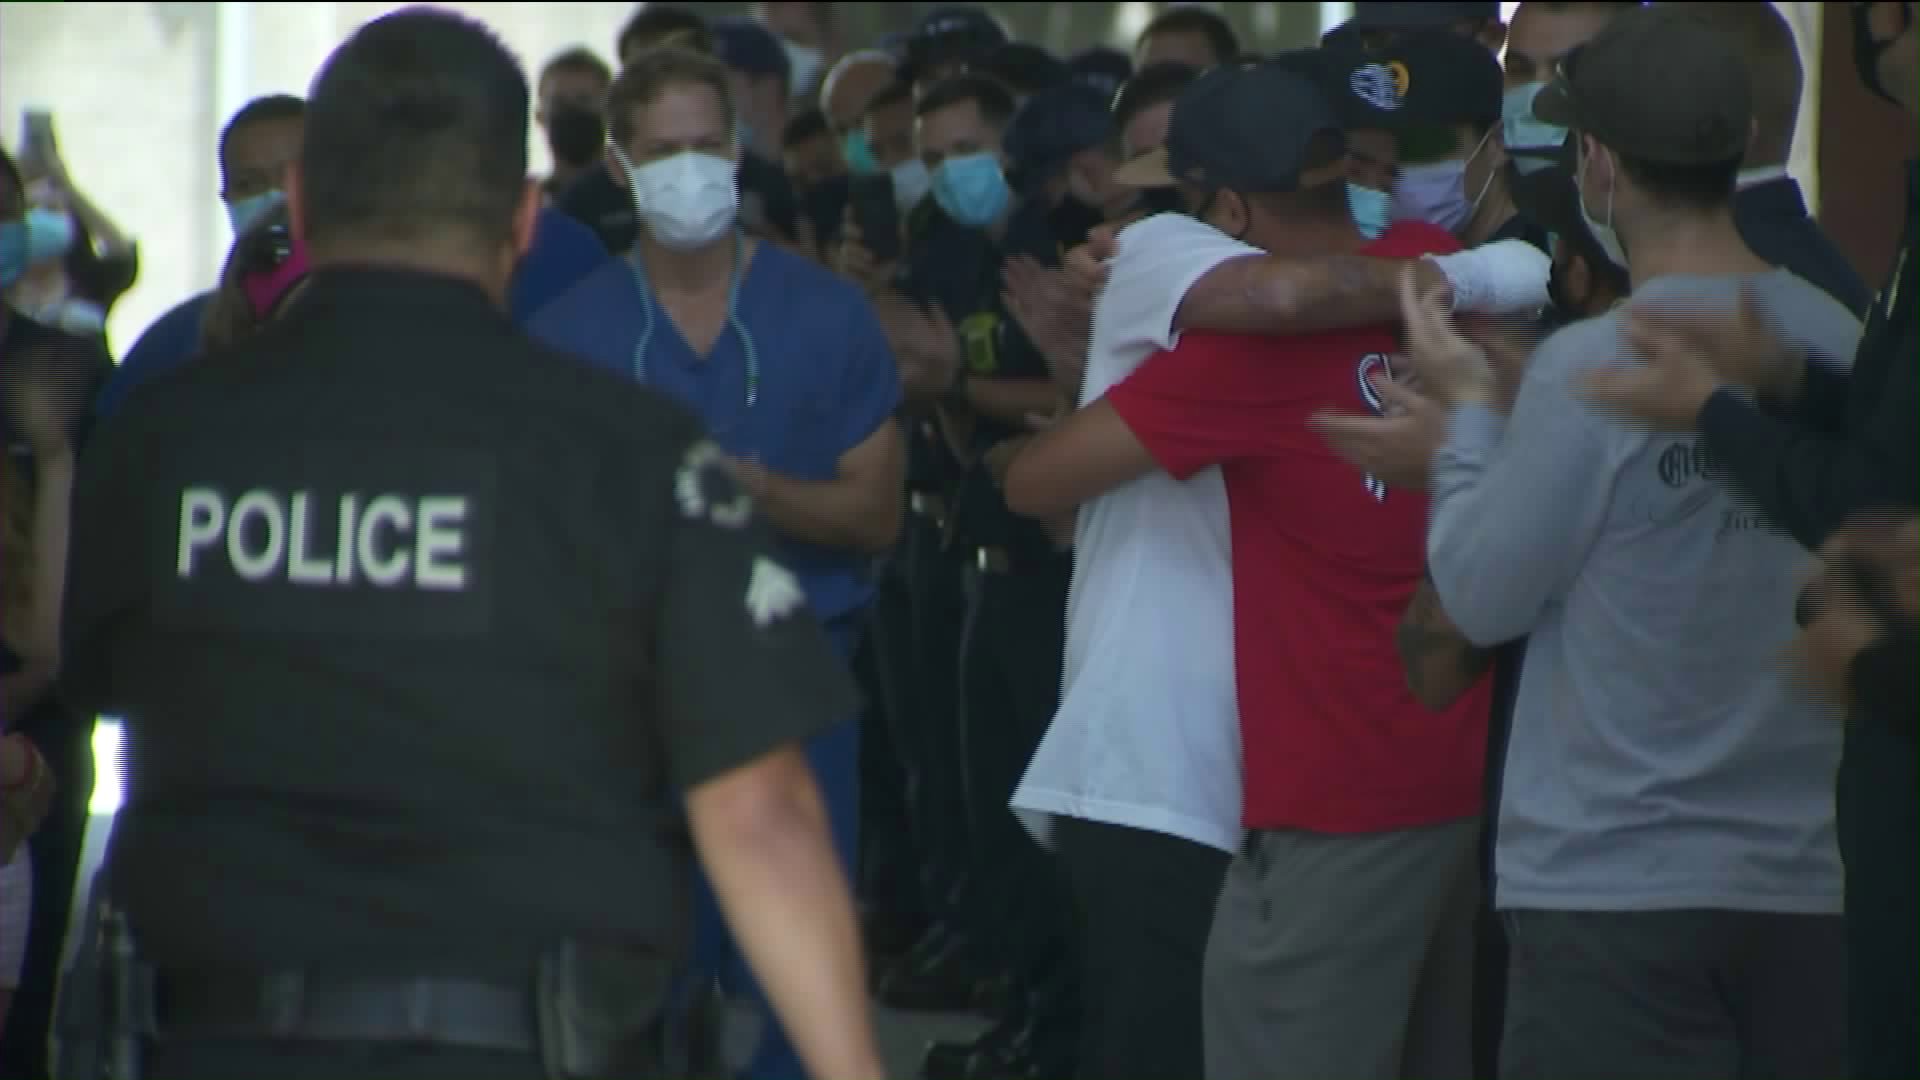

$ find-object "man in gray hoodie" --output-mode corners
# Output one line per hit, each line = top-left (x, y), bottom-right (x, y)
(1407, 9), (1861, 1079)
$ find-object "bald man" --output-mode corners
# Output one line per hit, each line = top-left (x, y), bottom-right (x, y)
(1660, 0), (1870, 315)
(821, 49), (898, 172)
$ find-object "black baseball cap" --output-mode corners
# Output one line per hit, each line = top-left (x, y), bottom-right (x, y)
(903, 6), (1008, 81)
(1113, 62), (1346, 193)
(975, 41), (1071, 97)
(1068, 47), (1133, 103)
(710, 17), (790, 83)
(1533, 6), (1750, 165)
(1005, 83), (1114, 188)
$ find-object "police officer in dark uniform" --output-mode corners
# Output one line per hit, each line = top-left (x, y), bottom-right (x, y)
(865, 189), (1002, 1019)
(879, 71), (1079, 1080)
(857, 8), (1020, 1021)
(57, 12), (884, 1080)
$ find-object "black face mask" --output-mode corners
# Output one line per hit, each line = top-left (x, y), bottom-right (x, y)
(1138, 187), (1185, 217)
(1048, 195), (1106, 250)
(547, 102), (607, 168)
(1853, 2), (1913, 105)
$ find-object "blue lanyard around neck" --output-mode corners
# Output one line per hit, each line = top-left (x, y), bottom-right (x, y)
(626, 231), (760, 410)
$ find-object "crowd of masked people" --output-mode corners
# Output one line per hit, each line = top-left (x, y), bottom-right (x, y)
(0, 1), (1915, 1079)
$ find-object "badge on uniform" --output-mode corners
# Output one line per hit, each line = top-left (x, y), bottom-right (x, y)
(675, 440), (753, 529)
(745, 557), (805, 629)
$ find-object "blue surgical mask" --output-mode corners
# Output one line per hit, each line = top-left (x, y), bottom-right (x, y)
(890, 158), (932, 212)
(226, 189), (285, 235)
(0, 221), (26, 289)
(1346, 183), (1392, 240)
(1392, 129), (1495, 236)
(843, 130), (880, 175)
(1503, 81), (1567, 175)
(932, 153), (1010, 229)
(23, 208), (75, 264)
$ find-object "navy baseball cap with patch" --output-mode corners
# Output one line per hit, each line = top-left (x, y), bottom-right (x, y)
(1374, 28), (1503, 130)
(1532, 6), (1750, 164)
(710, 17), (790, 83)
(1268, 47), (1397, 133)
(1112, 62), (1346, 193)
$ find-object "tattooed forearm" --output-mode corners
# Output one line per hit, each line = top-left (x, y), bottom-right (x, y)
(1397, 575), (1495, 711)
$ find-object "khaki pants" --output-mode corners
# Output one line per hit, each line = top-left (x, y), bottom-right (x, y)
(1201, 818), (1480, 1080)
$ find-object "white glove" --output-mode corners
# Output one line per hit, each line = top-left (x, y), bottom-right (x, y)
(1424, 239), (1552, 316)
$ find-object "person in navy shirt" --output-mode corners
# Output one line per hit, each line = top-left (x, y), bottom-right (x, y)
(99, 203), (606, 421)
(526, 48), (903, 1080)
(96, 94), (307, 417)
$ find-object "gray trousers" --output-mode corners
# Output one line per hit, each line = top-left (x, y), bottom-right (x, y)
(1500, 909), (1848, 1080)
(1201, 818), (1480, 1080)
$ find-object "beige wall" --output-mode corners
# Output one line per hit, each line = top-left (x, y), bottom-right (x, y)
(0, 0), (635, 353)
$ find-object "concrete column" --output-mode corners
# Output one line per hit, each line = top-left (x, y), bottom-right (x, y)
(209, 1), (253, 272)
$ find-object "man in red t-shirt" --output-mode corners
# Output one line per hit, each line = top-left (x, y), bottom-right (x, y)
(1002, 63), (1491, 1080)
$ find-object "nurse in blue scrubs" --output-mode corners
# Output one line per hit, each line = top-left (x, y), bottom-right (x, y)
(526, 49), (905, 1080)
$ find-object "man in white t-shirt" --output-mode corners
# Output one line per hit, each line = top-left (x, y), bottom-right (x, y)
(1003, 60), (1241, 1080)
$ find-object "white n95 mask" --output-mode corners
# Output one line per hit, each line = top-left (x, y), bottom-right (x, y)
(622, 150), (739, 251)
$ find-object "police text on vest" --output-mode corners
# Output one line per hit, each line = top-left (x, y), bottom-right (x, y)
(176, 487), (469, 590)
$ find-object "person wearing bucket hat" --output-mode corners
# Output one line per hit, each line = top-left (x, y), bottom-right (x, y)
(1412, 10), (1858, 1080)
(1009, 59), (1476, 1080)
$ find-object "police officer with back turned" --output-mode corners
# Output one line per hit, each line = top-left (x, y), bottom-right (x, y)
(57, 10), (884, 1080)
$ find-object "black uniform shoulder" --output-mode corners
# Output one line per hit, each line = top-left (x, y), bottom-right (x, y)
(111, 280), (708, 506)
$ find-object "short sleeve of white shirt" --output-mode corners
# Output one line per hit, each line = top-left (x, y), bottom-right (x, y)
(1083, 214), (1261, 401)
